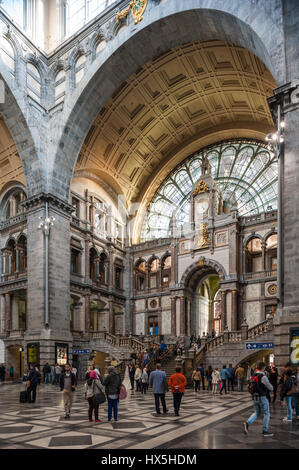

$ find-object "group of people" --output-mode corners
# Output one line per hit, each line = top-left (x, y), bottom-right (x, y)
(243, 361), (299, 436)
(41, 363), (77, 385)
(0, 364), (15, 381)
(191, 363), (247, 394)
(189, 331), (217, 350)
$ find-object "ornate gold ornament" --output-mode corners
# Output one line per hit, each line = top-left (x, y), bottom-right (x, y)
(116, 0), (148, 25)
(195, 223), (209, 248)
(267, 284), (277, 296)
(193, 180), (209, 196)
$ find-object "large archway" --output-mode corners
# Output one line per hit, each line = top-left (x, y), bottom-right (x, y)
(49, 4), (281, 200)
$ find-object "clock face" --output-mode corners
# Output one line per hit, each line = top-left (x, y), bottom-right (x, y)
(197, 200), (209, 216)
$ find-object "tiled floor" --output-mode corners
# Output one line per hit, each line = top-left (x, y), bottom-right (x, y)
(0, 383), (298, 449)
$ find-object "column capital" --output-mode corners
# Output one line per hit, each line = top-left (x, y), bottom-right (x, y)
(268, 80), (299, 118)
(22, 192), (74, 218)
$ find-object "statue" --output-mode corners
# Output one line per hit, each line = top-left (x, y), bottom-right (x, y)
(201, 155), (211, 176)
(231, 192), (238, 210)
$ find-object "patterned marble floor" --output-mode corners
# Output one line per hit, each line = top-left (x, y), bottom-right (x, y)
(0, 383), (298, 449)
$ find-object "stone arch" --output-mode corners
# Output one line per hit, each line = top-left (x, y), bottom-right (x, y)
(180, 258), (227, 288)
(243, 233), (263, 247)
(49, 2), (283, 200)
(0, 69), (44, 196)
(263, 230), (278, 244)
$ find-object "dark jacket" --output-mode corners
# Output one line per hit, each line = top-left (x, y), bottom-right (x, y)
(28, 369), (40, 385)
(60, 372), (77, 391)
(103, 372), (121, 396)
(280, 376), (296, 399)
(43, 364), (51, 374)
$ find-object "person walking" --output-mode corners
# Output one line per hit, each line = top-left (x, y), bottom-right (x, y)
(220, 365), (228, 395)
(212, 367), (221, 394)
(280, 369), (296, 423)
(60, 363), (77, 419)
(9, 366), (14, 380)
(103, 366), (122, 422)
(206, 366), (213, 391)
(235, 364), (245, 392)
(0, 364), (5, 383)
(128, 363), (135, 390)
(134, 365), (142, 392)
(50, 364), (56, 385)
(149, 363), (168, 415)
(269, 366), (278, 403)
(198, 363), (205, 390)
(54, 363), (62, 385)
(191, 367), (202, 392)
(227, 364), (235, 392)
(168, 366), (187, 416)
(141, 367), (149, 394)
(43, 363), (51, 384)
(26, 364), (40, 403)
(243, 361), (274, 437)
(84, 370), (105, 423)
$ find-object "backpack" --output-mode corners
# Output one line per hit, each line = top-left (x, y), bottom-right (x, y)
(248, 373), (266, 396)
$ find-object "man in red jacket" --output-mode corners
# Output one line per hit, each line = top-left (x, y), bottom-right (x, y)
(168, 366), (187, 416)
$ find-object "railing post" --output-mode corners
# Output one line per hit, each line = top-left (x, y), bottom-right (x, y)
(241, 319), (248, 340)
(105, 356), (111, 374)
(116, 333), (121, 347)
(223, 325), (229, 343)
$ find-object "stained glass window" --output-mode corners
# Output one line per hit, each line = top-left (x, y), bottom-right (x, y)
(140, 140), (277, 241)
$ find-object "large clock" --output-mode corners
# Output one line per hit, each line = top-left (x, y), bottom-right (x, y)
(197, 199), (209, 218)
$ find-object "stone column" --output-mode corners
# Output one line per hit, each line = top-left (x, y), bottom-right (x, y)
(171, 297), (176, 335)
(268, 80), (299, 367)
(108, 298), (114, 334)
(261, 241), (266, 271)
(23, 194), (73, 366)
(180, 296), (185, 336)
(5, 293), (10, 333)
(0, 294), (5, 334)
(85, 239), (90, 279)
(220, 290), (227, 330)
(85, 294), (90, 332)
(231, 289), (238, 331)
(11, 295), (19, 331)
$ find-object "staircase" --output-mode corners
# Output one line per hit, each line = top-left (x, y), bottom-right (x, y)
(89, 332), (145, 360)
(194, 318), (274, 370)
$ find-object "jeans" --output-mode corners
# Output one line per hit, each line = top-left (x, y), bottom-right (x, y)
(228, 378), (234, 391)
(108, 398), (118, 421)
(173, 392), (183, 415)
(45, 373), (51, 384)
(136, 380), (141, 392)
(247, 396), (270, 431)
(295, 393), (299, 417)
(237, 378), (244, 392)
(54, 374), (61, 385)
(141, 382), (147, 394)
(220, 380), (227, 394)
(194, 380), (200, 392)
(285, 396), (293, 420)
(207, 379), (212, 391)
(154, 393), (167, 413)
(87, 397), (99, 420)
(27, 383), (37, 403)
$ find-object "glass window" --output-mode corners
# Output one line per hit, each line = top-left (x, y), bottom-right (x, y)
(140, 140), (277, 241)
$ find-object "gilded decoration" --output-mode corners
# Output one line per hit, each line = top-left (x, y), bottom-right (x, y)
(193, 180), (209, 196)
(194, 223), (209, 248)
(116, 0), (148, 25)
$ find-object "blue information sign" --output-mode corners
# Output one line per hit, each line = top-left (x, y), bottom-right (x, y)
(245, 342), (274, 350)
(73, 349), (91, 355)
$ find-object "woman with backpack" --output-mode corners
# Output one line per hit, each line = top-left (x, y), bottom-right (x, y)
(84, 370), (105, 423)
(206, 365), (213, 391)
(280, 368), (296, 423)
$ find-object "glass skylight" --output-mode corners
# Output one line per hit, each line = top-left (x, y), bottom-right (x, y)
(140, 140), (277, 241)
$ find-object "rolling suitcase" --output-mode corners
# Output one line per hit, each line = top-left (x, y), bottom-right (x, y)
(19, 390), (27, 403)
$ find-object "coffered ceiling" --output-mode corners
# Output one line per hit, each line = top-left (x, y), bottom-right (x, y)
(0, 115), (25, 195)
(75, 40), (276, 207)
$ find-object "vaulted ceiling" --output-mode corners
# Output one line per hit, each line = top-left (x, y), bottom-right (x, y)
(75, 40), (276, 207)
(0, 115), (25, 193)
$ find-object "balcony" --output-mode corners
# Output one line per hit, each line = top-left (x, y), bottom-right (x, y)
(243, 270), (277, 281)
(1, 271), (27, 284)
(0, 213), (27, 230)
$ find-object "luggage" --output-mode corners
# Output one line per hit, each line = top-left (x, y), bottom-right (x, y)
(20, 391), (28, 403)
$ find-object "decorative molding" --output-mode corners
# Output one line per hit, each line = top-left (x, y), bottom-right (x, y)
(193, 180), (209, 196)
(116, 0), (148, 25)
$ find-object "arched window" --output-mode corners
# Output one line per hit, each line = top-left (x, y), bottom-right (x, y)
(55, 70), (66, 105)
(4, 189), (26, 219)
(265, 234), (277, 271)
(27, 62), (42, 103)
(149, 258), (160, 289)
(0, 36), (16, 77)
(89, 248), (98, 280)
(161, 255), (171, 287)
(2, 239), (16, 274)
(140, 140), (277, 241)
(135, 260), (146, 290)
(17, 235), (27, 272)
(99, 252), (109, 284)
(245, 237), (262, 273)
(213, 290), (221, 336)
(75, 54), (86, 85)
